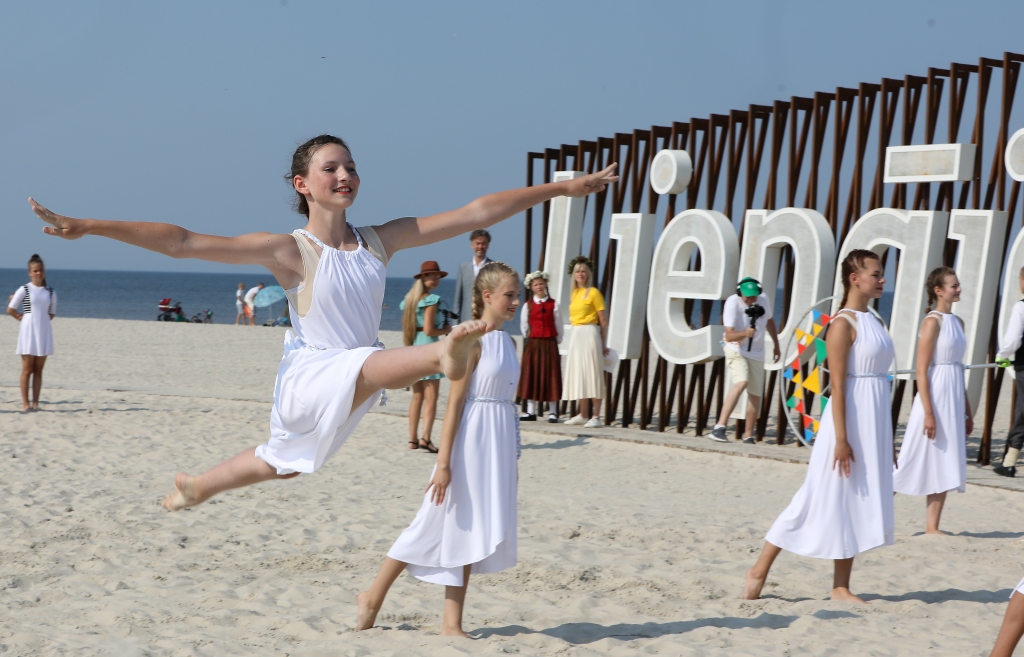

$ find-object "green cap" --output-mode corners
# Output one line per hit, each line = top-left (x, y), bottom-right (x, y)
(738, 277), (762, 297)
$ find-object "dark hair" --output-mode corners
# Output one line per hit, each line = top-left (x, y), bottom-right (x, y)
(839, 249), (880, 308)
(925, 266), (957, 311)
(28, 253), (46, 288)
(285, 135), (351, 217)
(469, 229), (491, 243)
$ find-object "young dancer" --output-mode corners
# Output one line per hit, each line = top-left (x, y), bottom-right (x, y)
(356, 262), (522, 636)
(893, 267), (971, 534)
(6, 254), (56, 412)
(990, 581), (1024, 657)
(400, 261), (451, 452)
(744, 250), (895, 603)
(517, 270), (563, 423)
(29, 135), (617, 510)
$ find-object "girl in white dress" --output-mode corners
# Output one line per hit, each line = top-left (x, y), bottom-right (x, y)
(990, 578), (1024, 657)
(6, 254), (56, 412)
(893, 267), (972, 534)
(356, 262), (522, 637)
(29, 136), (617, 510)
(744, 249), (895, 603)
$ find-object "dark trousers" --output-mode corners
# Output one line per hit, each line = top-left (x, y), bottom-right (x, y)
(1006, 375), (1024, 454)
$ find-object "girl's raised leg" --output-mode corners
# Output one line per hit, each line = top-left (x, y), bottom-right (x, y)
(744, 541), (782, 599)
(991, 591), (1024, 657)
(162, 447), (298, 511)
(831, 557), (865, 602)
(355, 557), (407, 630)
(352, 320), (491, 411)
(19, 355), (34, 411)
(31, 355), (46, 410)
(409, 381), (425, 448)
(925, 492), (949, 535)
(441, 564), (473, 638)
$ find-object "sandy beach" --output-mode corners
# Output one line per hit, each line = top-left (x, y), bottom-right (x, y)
(2, 318), (1023, 656)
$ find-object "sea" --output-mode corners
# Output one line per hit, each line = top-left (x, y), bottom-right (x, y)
(0, 269), (520, 334)
(0, 268), (895, 336)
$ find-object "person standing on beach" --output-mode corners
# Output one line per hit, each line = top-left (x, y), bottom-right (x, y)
(235, 282), (246, 325)
(7, 254), (56, 412)
(243, 282), (264, 326)
(400, 261), (452, 453)
(562, 256), (607, 428)
(710, 277), (780, 444)
(356, 262), (522, 637)
(451, 230), (492, 324)
(29, 134), (617, 512)
(518, 270), (563, 423)
(744, 250), (895, 603)
(993, 267), (1024, 477)
(893, 267), (971, 534)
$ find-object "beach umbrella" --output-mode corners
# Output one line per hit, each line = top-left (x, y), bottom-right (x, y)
(253, 285), (286, 308)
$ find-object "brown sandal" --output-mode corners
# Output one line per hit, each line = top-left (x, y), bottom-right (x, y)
(409, 439), (420, 450)
(418, 440), (439, 454)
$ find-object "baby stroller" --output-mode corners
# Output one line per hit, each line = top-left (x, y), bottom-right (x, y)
(191, 309), (213, 324)
(158, 298), (185, 322)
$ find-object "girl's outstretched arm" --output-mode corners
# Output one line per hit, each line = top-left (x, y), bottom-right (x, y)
(428, 344), (481, 505)
(28, 198), (303, 286)
(374, 164), (619, 256)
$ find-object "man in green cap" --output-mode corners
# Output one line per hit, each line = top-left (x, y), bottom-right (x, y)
(710, 277), (780, 444)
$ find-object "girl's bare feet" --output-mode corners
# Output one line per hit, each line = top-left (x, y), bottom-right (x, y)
(440, 320), (492, 381)
(831, 587), (868, 603)
(161, 473), (205, 511)
(743, 567), (767, 600)
(440, 627), (471, 638)
(924, 529), (952, 536)
(355, 591), (380, 631)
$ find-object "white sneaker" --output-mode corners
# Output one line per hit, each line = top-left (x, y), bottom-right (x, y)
(584, 417), (602, 428)
(564, 415), (587, 425)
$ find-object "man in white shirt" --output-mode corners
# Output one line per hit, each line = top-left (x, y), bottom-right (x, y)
(243, 283), (264, 326)
(452, 230), (492, 323)
(994, 267), (1024, 476)
(710, 277), (781, 444)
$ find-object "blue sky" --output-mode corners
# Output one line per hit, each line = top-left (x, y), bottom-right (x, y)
(2, 0), (1023, 277)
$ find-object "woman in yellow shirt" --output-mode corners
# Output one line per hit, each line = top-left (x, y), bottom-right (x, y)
(562, 256), (608, 428)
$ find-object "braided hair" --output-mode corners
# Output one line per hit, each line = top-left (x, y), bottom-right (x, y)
(471, 261), (520, 320)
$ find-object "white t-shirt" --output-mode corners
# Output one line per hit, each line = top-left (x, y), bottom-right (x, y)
(722, 293), (772, 361)
(236, 288), (244, 301)
(244, 286), (260, 308)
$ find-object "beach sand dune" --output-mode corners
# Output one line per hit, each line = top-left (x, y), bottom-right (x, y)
(1, 319), (1019, 656)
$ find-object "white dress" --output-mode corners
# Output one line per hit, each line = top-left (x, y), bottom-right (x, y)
(254, 227), (386, 475)
(387, 330), (520, 587)
(8, 283), (56, 356)
(765, 309), (896, 560)
(893, 312), (967, 495)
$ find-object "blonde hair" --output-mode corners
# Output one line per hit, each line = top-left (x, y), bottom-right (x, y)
(571, 261), (595, 301)
(402, 278), (428, 346)
(472, 261), (520, 320)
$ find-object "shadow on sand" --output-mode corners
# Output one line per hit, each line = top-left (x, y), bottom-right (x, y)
(522, 436), (590, 451)
(860, 588), (1013, 604)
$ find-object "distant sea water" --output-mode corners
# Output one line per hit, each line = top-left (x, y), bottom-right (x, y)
(0, 269), (522, 335)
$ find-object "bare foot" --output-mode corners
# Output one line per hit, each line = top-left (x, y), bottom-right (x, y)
(831, 587), (868, 603)
(440, 627), (470, 638)
(924, 529), (952, 536)
(743, 567), (767, 600)
(355, 591), (380, 631)
(161, 473), (205, 511)
(440, 320), (492, 381)
(21, 404), (31, 413)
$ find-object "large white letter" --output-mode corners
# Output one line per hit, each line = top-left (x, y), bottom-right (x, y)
(647, 209), (739, 364)
(948, 210), (1007, 411)
(607, 213), (655, 359)
(834, 209), (949, 373)
(540, 171), (586, 354)
(739, 208), (836, 370)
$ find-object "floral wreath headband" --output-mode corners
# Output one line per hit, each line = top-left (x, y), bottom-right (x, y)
(524, 270), (550, 287)
(567, 256), (596, 276)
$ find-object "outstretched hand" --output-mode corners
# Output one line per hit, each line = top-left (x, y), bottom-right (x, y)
(29, 198), (86, 240)
(564, 163), (619, 198)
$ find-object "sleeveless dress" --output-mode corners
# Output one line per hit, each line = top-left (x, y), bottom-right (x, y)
(893, 312), (968, 495)
(253, 226), (386, 475)
(399, 293), (445, 381)
(387, 331), (521, 587)
(8, 283), (56, 356)
(765, 309), (896, 559)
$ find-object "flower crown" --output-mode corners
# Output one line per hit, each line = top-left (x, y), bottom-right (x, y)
(567, 255), (596, 275)
(524, 270), (549, 286)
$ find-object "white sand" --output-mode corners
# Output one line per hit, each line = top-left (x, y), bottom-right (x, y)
(1, 318), (1021, 656)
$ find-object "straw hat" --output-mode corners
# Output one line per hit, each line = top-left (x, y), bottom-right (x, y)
(413, 261), (448, 279)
